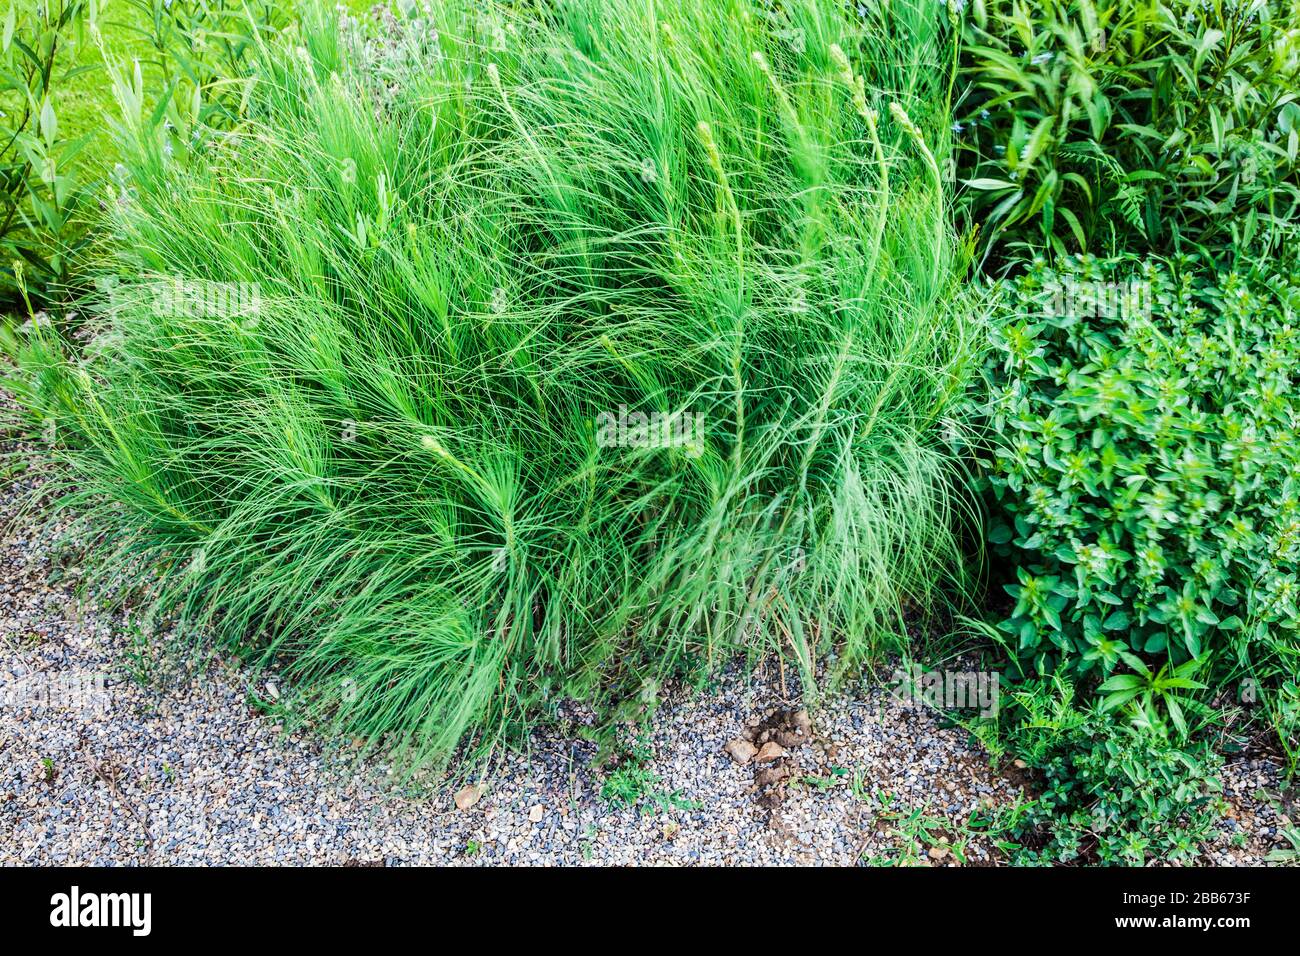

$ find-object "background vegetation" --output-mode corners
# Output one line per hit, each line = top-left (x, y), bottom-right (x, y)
(0, 0), (363, 306)
(3, 0), (1298, 864)
(955, 0), (1300, 267)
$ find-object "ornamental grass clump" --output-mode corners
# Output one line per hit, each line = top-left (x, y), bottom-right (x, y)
(13, 0), (975, 769)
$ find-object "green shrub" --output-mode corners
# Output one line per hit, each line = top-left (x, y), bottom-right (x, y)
(955, 0), (1300, 265)
(12, 0), (976, 771)
(0, 0), (301, 309)
(0, 0), (98, 305)
(979, 253), (1300, 743)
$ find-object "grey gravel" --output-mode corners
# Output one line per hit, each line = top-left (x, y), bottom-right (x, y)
(1, 421), (1292, 865)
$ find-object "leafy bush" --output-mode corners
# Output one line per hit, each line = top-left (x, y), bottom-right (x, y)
(1000, 678), (1224, 864)
(979, 253), (1300, 742)
(13, 0), (975, 770)
(955, 0), (1300, 265)
(0, 0), (97, 305)
(0, 0), (299, 309)
(121, 0), (295, 125)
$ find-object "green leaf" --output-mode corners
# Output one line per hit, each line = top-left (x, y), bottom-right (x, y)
(1280, 103), (1300, 135)
(38, 97), (56, 147)
(1103, 610), (1130, 631)
(1166, 695), (1188, 738)
(1100, 688), (1141, 712)
(1143, 633), (1166, 653)
(1098, 674), (1144, 692)
(1056, 206), (1086, 250)
(964, 177), (1019, 191)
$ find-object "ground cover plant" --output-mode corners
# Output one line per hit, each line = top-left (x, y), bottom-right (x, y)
(10, 0), (977, 771)
(984, 674), (1226, 864)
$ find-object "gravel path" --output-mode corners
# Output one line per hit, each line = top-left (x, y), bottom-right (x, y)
(1, 432), (1292, 865)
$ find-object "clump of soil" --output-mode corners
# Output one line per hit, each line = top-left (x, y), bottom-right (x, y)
(724, 707), (819, 809)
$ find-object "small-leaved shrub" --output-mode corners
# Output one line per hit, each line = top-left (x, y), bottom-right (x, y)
(979, 253), (1300, 747)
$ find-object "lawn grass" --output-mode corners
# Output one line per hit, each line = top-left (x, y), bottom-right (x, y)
(13, 0), (977, 772)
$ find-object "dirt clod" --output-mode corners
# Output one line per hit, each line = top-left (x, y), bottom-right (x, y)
(755, 741), (786, 763)
(724, 738), (758, 765)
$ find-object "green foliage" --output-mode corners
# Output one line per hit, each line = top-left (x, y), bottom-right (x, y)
(955, 0), (1300, 265)
(860, 789), (1032, 865)
(118, 0), (293, 125)
(979, 254), (1300, 746)
(1018, 698), (1223, 864)
(11, 0), (976, 773)
(957, 1), (1299, 857)
(599, 735), (696, 813)
(968, 676), (1223, 864)
(1268, 675), (1300, 775)
(600, 763), (658, 810)
(0, 0), (300, 308)
(0, 0), (98, 304)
